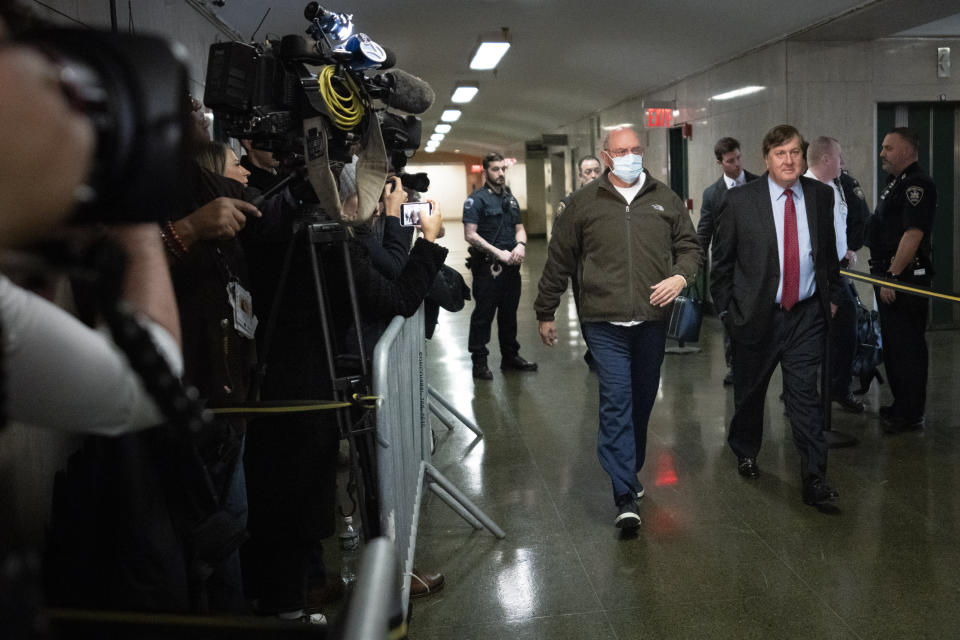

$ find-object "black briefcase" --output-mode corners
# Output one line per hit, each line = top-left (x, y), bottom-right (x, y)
(666, 294), (703, 343)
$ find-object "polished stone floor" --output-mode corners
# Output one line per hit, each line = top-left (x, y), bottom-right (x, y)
(407, 224), (960, 640)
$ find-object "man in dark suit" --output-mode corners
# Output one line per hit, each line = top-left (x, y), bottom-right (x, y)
(711, 124), (844, 511)
(698, 137), (759, 385)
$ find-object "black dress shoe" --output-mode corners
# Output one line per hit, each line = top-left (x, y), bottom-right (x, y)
(501, 355), (538, 372)
(472, 363), (493, 380)
(832, 392), (865, 414)
(882, 414), (925, 434)
(803, 477), (839, 512)
(737, 457), (759, 479)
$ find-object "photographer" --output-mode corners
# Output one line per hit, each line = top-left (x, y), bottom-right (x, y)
(0, 11), (181, 435)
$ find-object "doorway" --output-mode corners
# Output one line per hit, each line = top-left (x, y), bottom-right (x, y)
(667, 126), (688, 199)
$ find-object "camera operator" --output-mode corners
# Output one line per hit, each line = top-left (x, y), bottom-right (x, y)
(344, 162), (416, 281)
(240, 161), (447, 622)
(0, 11), (181, 435)
(239, 138), (282, 189)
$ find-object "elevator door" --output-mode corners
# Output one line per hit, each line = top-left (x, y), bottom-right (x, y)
(876, 103), (959, 328)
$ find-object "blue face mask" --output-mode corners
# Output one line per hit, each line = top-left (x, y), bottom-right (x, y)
(610, 153), (644, 184)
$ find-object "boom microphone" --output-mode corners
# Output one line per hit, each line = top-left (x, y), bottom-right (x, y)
(376, 69), (435, 115)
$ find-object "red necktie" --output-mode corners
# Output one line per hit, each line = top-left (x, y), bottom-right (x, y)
(781, 189), (799, 310)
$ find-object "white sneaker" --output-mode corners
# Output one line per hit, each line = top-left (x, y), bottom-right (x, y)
(615, 499), (641, 529)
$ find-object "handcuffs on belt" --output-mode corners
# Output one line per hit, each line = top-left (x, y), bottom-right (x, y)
(467, 248), (505, 278)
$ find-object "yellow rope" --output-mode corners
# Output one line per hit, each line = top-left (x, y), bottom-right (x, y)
(211, 394), (380, 416)
(841, 269), (960, 303)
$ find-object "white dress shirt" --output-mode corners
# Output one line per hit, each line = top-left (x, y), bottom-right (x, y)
(723, 170), (746, 190)
(803, 169), (848, 261)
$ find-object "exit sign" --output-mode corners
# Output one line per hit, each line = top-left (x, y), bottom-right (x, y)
(646, 108), (673, 128)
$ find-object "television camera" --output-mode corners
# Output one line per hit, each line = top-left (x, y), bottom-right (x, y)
(203, 2), (434, 172)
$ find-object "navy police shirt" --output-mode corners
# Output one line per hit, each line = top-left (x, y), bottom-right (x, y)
(462, 184), (522, 250)
(867, 162), (936, 263)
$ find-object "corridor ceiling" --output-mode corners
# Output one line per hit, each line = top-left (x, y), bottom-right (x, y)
(207, 0), (960, 157)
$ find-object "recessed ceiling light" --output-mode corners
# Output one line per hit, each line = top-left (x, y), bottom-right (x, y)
(710, 86), (765, 101)
(434, 124), (452, 133)
(469, 42), (510, 70)
(441, 109), (462, 122)
(451, 85), (479, 103)
(602, 123), (634, 131)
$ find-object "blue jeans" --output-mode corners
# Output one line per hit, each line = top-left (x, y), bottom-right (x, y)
(581, 321), (666, 503)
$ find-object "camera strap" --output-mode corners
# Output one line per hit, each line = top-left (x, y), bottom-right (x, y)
(355, 114), (389, 223)
(302, 116), (343, 221)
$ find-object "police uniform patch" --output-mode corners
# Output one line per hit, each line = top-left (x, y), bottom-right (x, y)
(906, 186), (924, 206)
(464, 197), (475, 210)
(556, 201), (567, 216)
(854, 186), (865, 201)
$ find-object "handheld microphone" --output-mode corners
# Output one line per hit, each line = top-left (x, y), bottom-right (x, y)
(375, 69), (435, 115)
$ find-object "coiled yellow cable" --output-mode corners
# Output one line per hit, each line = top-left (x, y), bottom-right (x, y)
(317, 65), (364, 130)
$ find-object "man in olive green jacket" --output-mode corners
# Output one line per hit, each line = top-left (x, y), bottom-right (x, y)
(535, 126), (700, 529)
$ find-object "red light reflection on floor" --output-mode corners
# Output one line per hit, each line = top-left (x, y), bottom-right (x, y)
(654, 450), (678, 487)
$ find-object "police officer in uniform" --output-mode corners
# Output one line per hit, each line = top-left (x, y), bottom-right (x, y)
(556, 155), (602, 369)
(866, 127), (937, 433)
(464, 152), (537, 380)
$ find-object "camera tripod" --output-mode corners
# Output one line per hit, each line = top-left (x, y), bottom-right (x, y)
(248, 212), (382, 541)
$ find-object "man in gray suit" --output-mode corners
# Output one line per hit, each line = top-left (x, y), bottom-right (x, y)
(698, 137), (759, 385)
(711, 124), (844, 511)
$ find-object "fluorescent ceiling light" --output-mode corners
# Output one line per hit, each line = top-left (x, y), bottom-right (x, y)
(434, 124), (452, 133)
(424, 147), (436, 153)
(711, 85), (765, 101)
(441, 109), (462, 122)
(470, 42), (510, 70)
(451, 85), (479, 103)
(430, 133), (445, 141)
(602, 123), (634, 131)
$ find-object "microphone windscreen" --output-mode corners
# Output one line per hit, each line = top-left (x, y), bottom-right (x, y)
(382, 69), (435, 115)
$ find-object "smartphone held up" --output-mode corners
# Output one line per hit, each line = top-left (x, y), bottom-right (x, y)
(401, 201), (433, 227)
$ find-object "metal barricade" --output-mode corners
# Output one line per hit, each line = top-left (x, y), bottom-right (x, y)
(372, 307), (505, 614)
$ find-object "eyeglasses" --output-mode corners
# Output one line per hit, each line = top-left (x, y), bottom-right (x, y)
(604, 147), (644, 157)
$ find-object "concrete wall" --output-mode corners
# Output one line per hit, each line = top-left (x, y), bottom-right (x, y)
(552, 36), (960, 223)
(29, 0), (237, 94)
